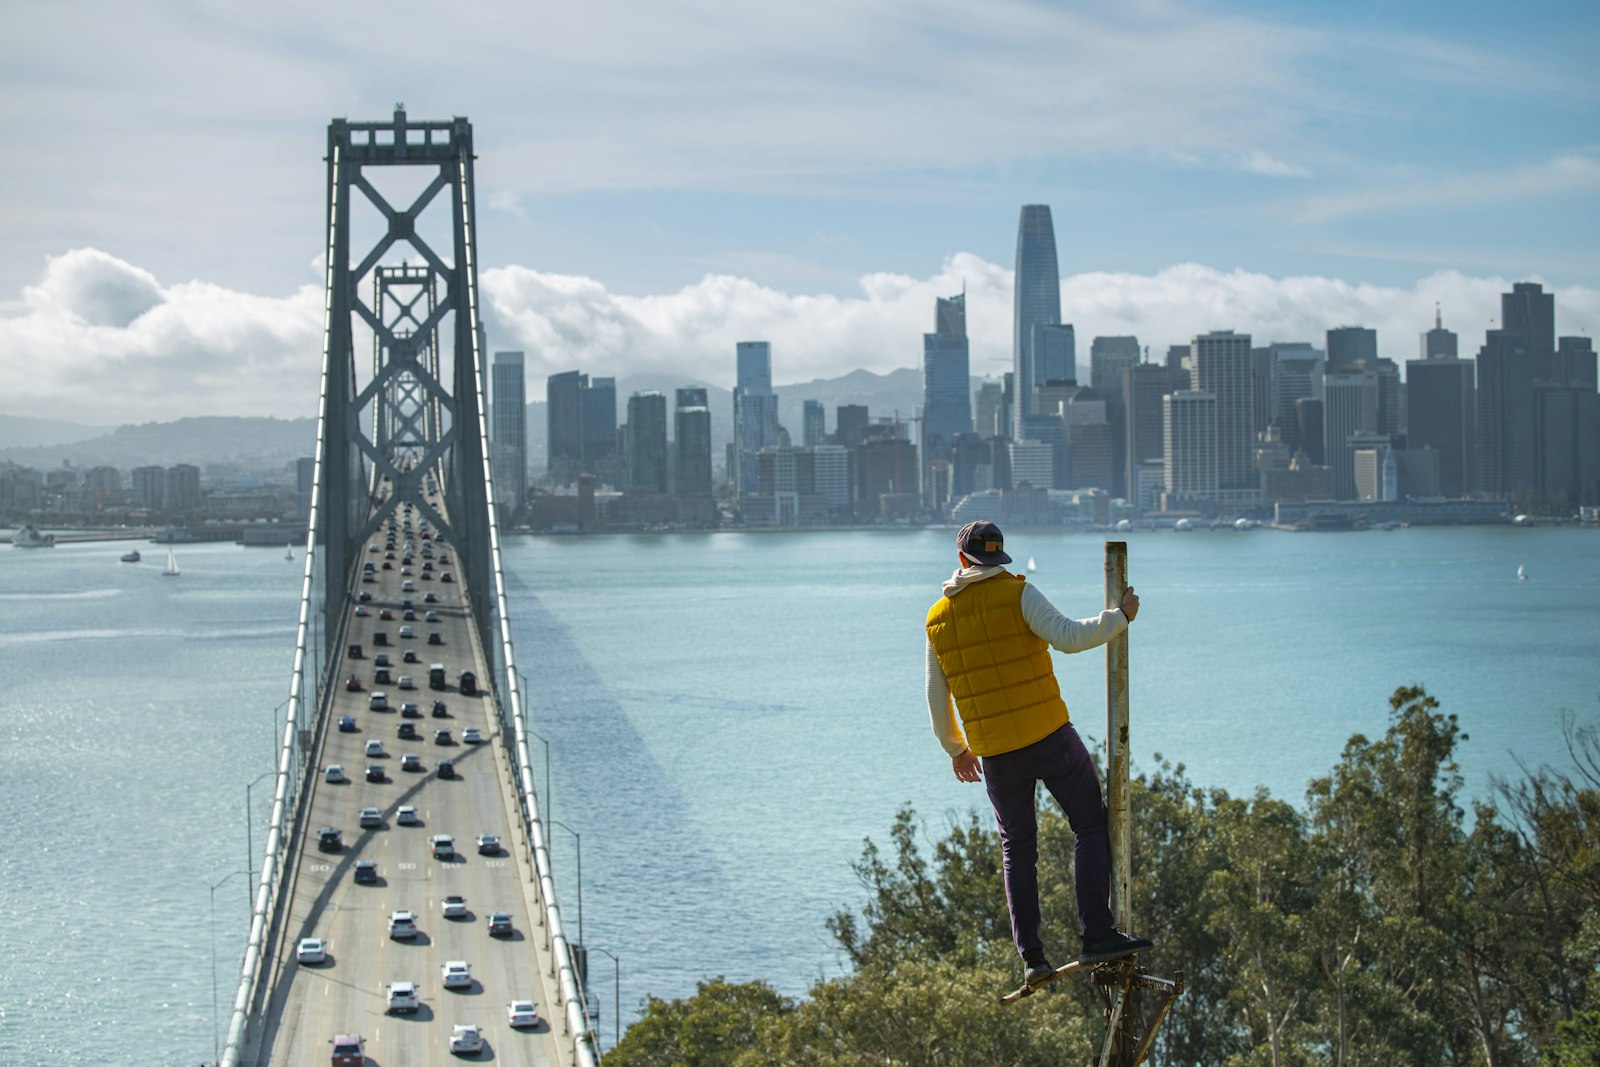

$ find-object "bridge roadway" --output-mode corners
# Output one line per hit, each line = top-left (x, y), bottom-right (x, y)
(254, 505), (571, 1066)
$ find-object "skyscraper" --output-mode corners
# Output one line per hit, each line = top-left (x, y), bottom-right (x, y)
(802, 399), (825, 448)
(546, 370), (585, 484)
(1324, 373), (1379, 499)
(1035, 324), (1077, 386)
(1268, 343), (1324, 451)
(491, 351), (526, 515)
(625, 391), (669, 493)
(1090, 337), (1140, 396)
(1124, 362), (1184, 507)
(1421, 306), (1458, 361)
(674, 387), (713, 499)
(1189, 331), (1255, 490)
(734, 342), (780, 496)
(1013, 205), (1061, 433)
(581, 376), (618, 477)
(1476, 328), (1535, 497)
(1326, 327), (1378, 373)
(1502, 282), (1556, 380)
(922, 292), (972, 444)
(973, 381), (1006, 440)
(1163, 391), (1218, 500)
(1406, 356), (1476, 497)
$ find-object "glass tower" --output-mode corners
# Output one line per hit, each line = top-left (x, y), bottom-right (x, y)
(922, 292), (972, 445)
(1013, 204), (1061, 436)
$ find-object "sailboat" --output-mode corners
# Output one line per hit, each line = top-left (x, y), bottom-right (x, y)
(284, 543), (294, 561)
(1517, 564), (1527, 581)
(1026, 556), (1037, 574)
(162, 548), (180, 577)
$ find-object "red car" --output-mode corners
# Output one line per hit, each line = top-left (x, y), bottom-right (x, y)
(379, 608), (394, 620)
(330, 1034), (364, 1066)
(344, 675), (363, 692)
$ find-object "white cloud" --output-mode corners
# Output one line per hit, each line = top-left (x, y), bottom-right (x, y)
(6, 248), (1595, 427)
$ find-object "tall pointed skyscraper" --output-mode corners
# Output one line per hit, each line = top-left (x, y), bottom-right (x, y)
(1013, 204), (1061, 437)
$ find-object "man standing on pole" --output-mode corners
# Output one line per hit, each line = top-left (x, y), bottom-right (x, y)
(925, 521), (1151, 988)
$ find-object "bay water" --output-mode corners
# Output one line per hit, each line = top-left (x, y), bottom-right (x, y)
(0, 526), (1594, 1063)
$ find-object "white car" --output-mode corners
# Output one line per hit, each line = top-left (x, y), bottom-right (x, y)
(388, 910), (418, 939)
(441, 894), (468, 919)
(359, 807), (382, 828)
(424, 610), (441, 622)
(449, 1023), (484, 1054)
(397, 675), (415, 690)
(398, 625), (414, 638)
(368, 691), (389, 711)
(364, 739), (385, 758)
(441, 960), (472, 990)
(431, 834), (454, 859)
(396, 805), (419, 825)
(386, 979), (419, 1014)
(324, 764), (346, 784)
(296, 937), (326, 964)
(507, 999), (540, 1028)
(462, 727), (483, 744)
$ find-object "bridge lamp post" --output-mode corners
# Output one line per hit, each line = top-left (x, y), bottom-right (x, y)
(268, 697), (289, 770)
(548, 819), (583, 947)
(590, 945), (621, 1052)
(516, 671), (553, 820)
(208, 869), (250, 1066)
(244, 770), (276, 909)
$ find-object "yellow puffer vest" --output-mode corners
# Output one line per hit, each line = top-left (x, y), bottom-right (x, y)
(926, 572), (1069, 757)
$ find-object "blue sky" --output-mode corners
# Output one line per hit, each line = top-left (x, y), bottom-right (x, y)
(1, 0), (1596, 422)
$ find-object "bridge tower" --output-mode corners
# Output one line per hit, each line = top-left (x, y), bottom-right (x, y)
(316, 106), (496, 657)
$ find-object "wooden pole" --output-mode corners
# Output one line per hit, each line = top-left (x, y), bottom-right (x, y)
(1104, 541), (1131, 929)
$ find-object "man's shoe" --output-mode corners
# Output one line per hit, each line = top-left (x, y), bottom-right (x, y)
(1079, 929), (1152, 965)
(1024, 958), (1055, 987)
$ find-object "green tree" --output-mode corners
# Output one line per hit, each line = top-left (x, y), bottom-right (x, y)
(604, 977), (793, 1067)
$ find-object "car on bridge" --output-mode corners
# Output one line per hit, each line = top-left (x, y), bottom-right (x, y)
(365, 764), (385, 783)
(400, 701), (421, 717)
(296, 937), (326, 965)
(431, 834), (455, 859)
(441, 960), (472, 990)
(507, 999), (540, 1027)
(424, 592), (439, 603)
(364, 739), (385, 758)
(463, 727), (482, 744)
(424, 610), (441, 622)
(353, 859), (378, 884)
(373, 667), (392, 686)
(434, 728), (453, 745)
(357, 590), (372, 602)
(358, 807), (382, 828)
(428, 632), (444, 645)
(449, 1023), (483, 1055)
(403, 649), (419, 663)
(385, 980), (419, 1015)
(487, 912), (513, 937)
(353, 604), (369, 617)
(398, 722), (418, 741)
(317, 827), (342, 852)
(437, 758), (456, 779)
(368, 692), (388, 711)
(399, 625), (414, 638)
(324, 765), (346, 784)
(400, 753), (423, 772)
(442, 894), (468, 919)
(431, 699), (449, 717)
(338, 715), (357, 732)
(387, 910), (418, 939)
(475, 833), (500, 855)
(344, 675), (363, 692)
(396, 805), (419, 825)
(373, 653), (392, 667)
(329, 1034), (364, 1066)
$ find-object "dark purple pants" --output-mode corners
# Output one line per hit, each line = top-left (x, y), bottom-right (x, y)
(982, 722), (1114, 961)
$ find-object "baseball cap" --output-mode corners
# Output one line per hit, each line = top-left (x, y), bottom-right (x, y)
(956, 520), (1012, 565)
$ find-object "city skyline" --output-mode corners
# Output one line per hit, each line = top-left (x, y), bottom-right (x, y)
(2, 1), (1598, 425)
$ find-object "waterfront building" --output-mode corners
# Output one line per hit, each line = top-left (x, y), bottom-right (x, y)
(625, 391), (669, 494)
(1406, 356), (1476, 497)
(165, 464), (201, 513)
(1190, 331), (1255, 490)
(491, 351), (526, 516)
(581, 377), (618, 481)
(812, 444), (851, 513)
(1295, 398), (1325, 466)
(132, 465), (165, 510)
(923, 292), (972, 445)
(1013, 204), (1061, 431)
(857, 436), (919, 518)
(674, 387), (713, 500)
(1124, 363), (1184, 506)
(734, 342), (781, 497)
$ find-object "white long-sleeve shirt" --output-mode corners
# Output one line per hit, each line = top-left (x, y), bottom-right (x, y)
(925, 565), (1128, 757)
